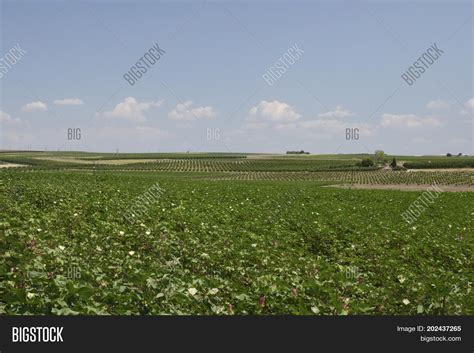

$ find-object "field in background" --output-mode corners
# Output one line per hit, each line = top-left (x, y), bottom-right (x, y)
(1, 151), (473, 315)
(1, 151), (473, 189)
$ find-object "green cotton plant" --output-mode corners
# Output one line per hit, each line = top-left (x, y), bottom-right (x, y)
(0, 166), (472, 315)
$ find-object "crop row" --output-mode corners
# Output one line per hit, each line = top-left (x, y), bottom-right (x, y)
(2, 171), (472, 315)
(92, 159), (361, 172)
(211, 170), (473, 186)
(403, 159), (474, 169)
(0, 158), (362, 172)
(5, 167), (472, 186)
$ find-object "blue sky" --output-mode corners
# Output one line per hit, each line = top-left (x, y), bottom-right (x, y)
(1, 0), (472, 154)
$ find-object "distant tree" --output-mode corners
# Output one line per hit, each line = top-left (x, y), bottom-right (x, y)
(361, 158), (374, 167)
(457, 153), (462, 157)
(390, 158), (397, 168)
(375, 150), (385, 163)
(286, 150), (309, 154)
(446, 153), (452, 157)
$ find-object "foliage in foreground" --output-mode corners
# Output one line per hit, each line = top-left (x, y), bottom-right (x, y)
(1, 171), (472, 315)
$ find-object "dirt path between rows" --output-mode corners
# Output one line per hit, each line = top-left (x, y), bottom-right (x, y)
(0, 163), (27, 168)
(327, 184), (473, 192)
(406, 168), (474, 172)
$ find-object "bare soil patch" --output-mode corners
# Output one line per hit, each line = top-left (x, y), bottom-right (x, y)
(0, 163), (28, 168)
(407, 168), (474, 172)
(327, 184), (473, 192)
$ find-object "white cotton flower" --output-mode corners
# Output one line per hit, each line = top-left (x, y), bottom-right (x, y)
(188, 288), (198, 296)
(58, 245), (65, 251)
(398, 275), (406, 284)
(145, 231), (151, 235)
(128, 251), (135, 256)
(119, 231), (125, 236)
(208, 288), (219, 295)
(402, 299), (410, 305)
(27, 292), (35, 299)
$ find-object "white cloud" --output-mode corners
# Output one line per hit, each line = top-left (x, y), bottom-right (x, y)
(248, 100), (301, 123)
(464, 98), (474, 109)
(0, 110), (21, 124)
(380, 113), (442, 128)
(426, 100), (450, 110)
(242, 101), (373, 139)
(298, 119), (349, 132)
(168, 101), (216, 121)
(22, 101), (48, 112)
(299, 119), (372, 136)
(273, 121), (371, 142)
(98, 97), (163, 122)
(241, 117), (373, 140)
(317, 105), (355, 119)
(460, 98), (474, 115)
(54, 98), (84, 106)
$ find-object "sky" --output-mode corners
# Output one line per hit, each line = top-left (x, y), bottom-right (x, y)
(0, 0), (472, 155)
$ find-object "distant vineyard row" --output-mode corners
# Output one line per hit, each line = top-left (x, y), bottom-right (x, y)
(5, 168), (472, 186)
(403, 159), (474, 169)
(0, 158), (365, 172)
(101, 159), (364, 172)
(210, 170), (473, 186)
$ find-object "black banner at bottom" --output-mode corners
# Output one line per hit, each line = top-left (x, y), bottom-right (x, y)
(0, 316), (472, 352)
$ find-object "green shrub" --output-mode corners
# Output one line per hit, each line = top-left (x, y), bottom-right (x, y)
(360, 158), (374, 167)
